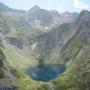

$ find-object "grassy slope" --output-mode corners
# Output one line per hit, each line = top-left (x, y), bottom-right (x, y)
(52, 28), (90, 90)
(0, 9), (90, 90)
(2, 44), (44, 89)
(1, 25), (90, 90)
(3, 24), (89, 90)
(3, 44), (35, 70)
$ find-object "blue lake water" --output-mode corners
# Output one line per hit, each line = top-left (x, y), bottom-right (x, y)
(26, 64), (66, 82)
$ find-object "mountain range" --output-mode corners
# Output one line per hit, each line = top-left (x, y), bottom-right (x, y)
(0, 2), (90, 90)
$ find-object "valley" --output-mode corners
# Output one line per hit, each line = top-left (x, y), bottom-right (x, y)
(0, 2), (90, 90)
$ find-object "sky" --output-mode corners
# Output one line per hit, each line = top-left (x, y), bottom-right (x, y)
(0, 0), (90, 12)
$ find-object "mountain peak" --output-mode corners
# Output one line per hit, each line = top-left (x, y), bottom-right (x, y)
(30, 5), (41, 11)
(0, 2), (11, 12)
(49, 10), (60, 17)
(80, 10), (90, 14)
(76, 10), (90, 24)
(33, 5), (40, 9)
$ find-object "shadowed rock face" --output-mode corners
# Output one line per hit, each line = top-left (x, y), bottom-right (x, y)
(8, 37), (24, 49)
(0, 48), (5, 78)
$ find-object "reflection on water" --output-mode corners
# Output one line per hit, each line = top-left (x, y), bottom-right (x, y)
(26, 64), (66, 82)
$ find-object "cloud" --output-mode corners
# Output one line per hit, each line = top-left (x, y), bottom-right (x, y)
(73, 0), (89, 9)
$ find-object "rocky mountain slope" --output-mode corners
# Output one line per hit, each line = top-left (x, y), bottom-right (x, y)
(30, 10), (90, 90)
(0, 2), (90, 90)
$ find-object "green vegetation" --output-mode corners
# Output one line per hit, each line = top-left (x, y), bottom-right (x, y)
(0, 2), (90, 90)
(3, 44), (35, 70)
(0, 48), (5, 78)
